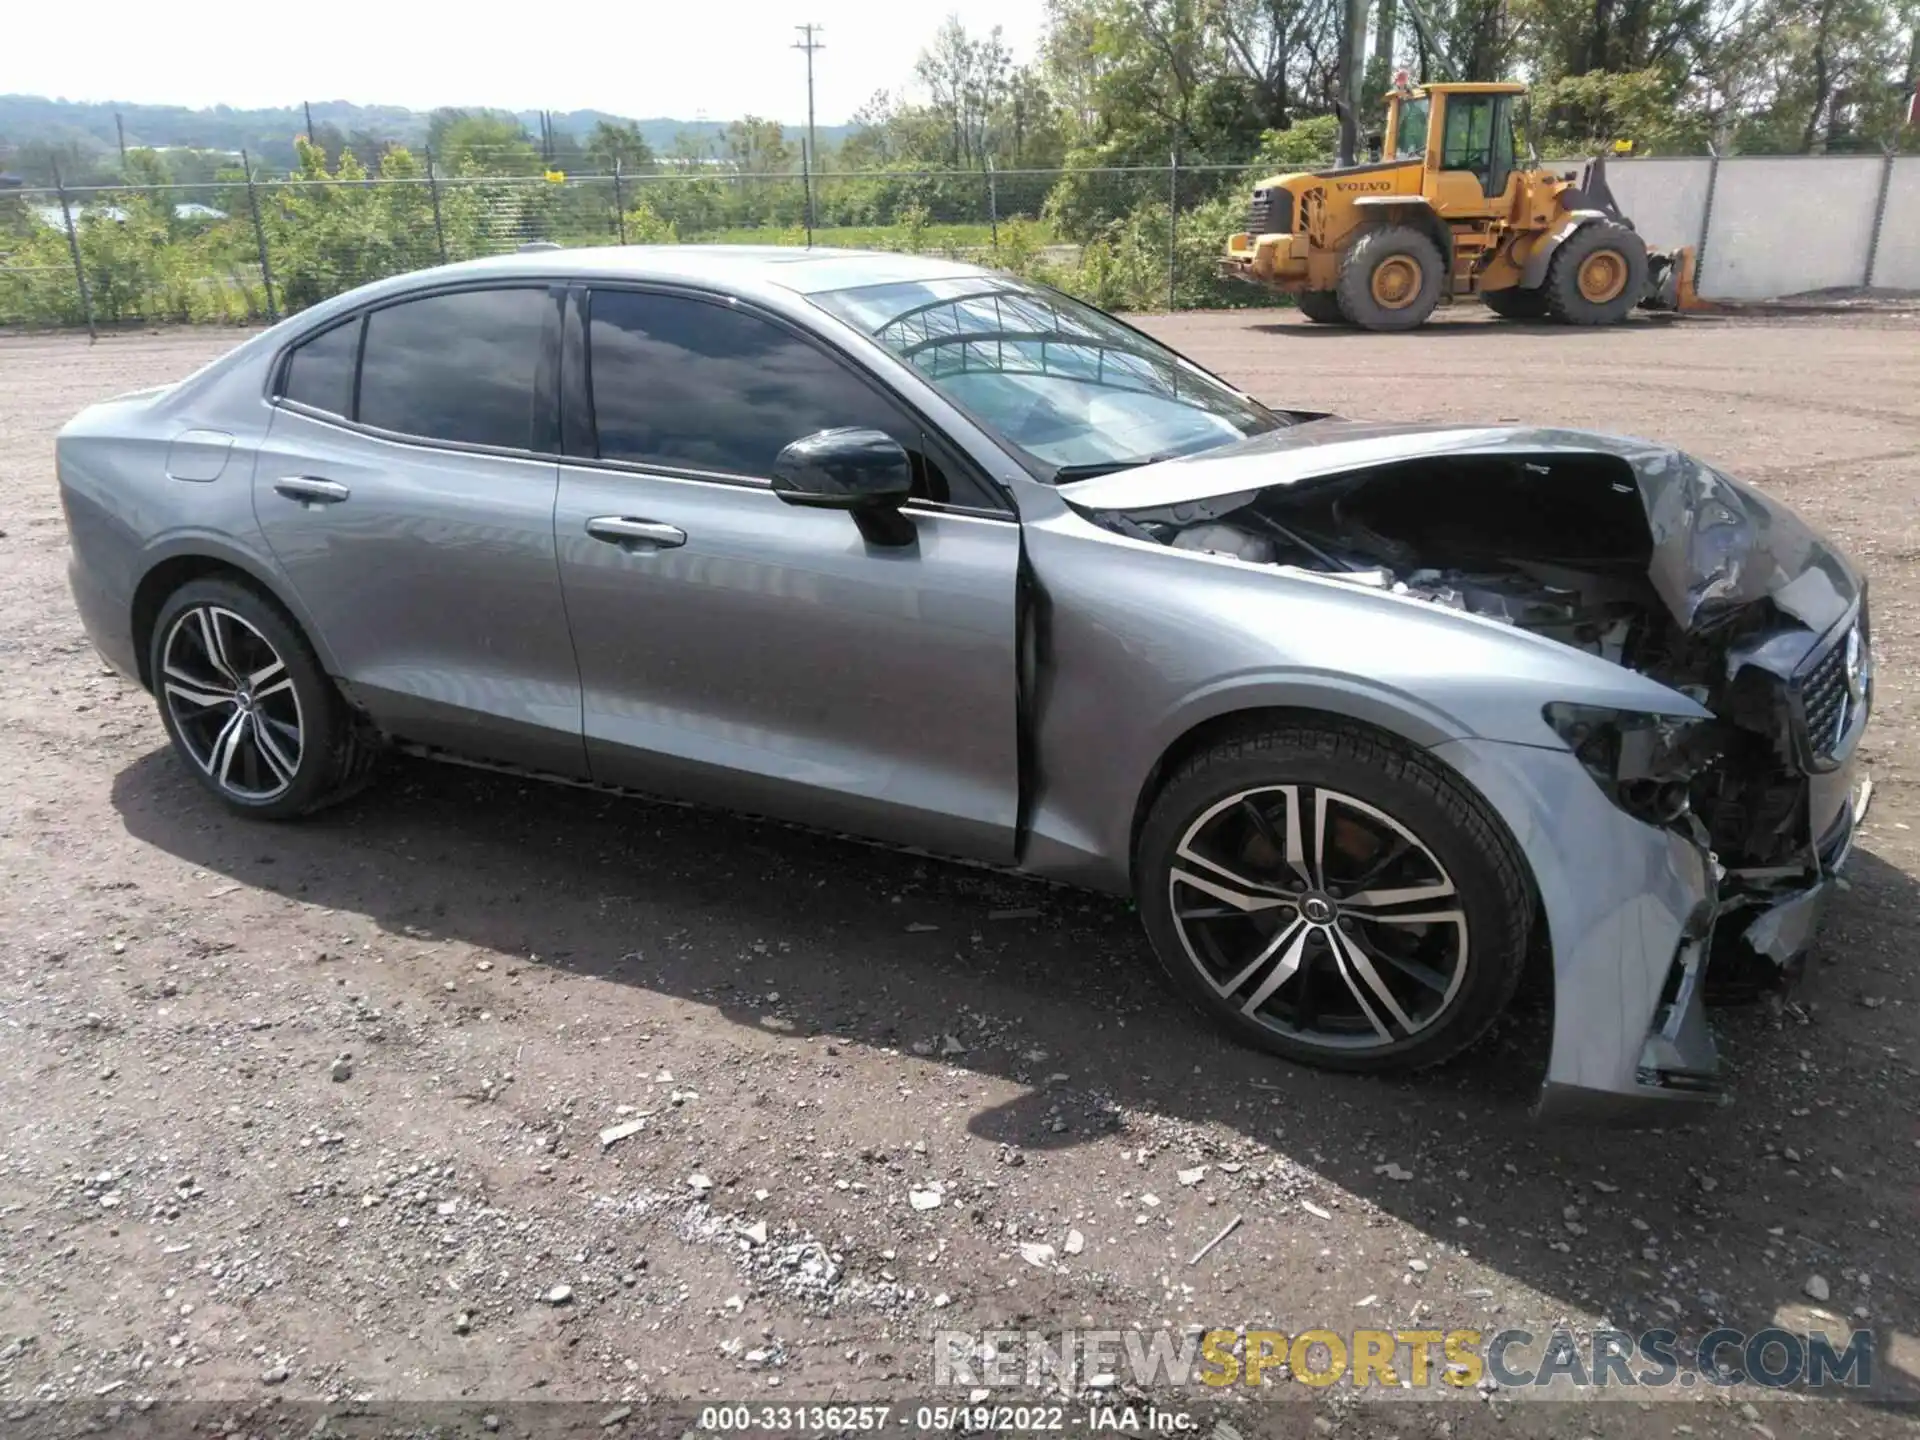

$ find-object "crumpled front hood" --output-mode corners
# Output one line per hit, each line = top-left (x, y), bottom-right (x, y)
(1060, 419), (1861, 633)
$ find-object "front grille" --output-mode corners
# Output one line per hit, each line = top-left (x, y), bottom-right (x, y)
(1794, 616), (1867, 768)
(1248, 186), (1293, 235)
(1801, 640), (1849, 756)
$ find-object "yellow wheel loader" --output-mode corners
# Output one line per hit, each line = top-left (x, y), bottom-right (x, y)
(1222, 78), (1702, 331)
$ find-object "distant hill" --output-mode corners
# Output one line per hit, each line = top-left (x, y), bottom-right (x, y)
(0, 95), (855, 180)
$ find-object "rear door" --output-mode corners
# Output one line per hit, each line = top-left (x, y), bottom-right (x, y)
(254, 284), (586, 776)
(552, 285), (1022, 861)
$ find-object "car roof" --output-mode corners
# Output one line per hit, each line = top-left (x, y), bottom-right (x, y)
(416, 244), (993, 297)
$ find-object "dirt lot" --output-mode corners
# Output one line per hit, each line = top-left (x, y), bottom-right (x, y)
(1, 309), (1917, 1439)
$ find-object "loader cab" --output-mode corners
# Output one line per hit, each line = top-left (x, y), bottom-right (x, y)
(1385, 82), (1527, 215)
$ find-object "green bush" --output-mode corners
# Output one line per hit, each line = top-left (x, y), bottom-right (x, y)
(0, 189), (270, 328)
(1253, 116), (1340, 173)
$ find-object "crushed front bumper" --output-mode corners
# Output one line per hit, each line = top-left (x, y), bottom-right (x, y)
(1730, 763), (1864, 967)
(1433, 736), (1865, 1124)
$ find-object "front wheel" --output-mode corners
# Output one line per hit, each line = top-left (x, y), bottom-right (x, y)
(1336, 225), (1445, 332)
(1544, 221), (1649, 325)
(1135, 721), (1531, 1073)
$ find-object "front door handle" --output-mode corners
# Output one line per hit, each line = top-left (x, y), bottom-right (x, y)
(586, 516), (687, 549)
(274, 476), (351, 505)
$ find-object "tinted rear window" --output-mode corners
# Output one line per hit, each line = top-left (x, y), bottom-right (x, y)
(358, 288), (549, 449)
(279, 317), (359, 418)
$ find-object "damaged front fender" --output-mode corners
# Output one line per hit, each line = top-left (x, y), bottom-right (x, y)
(1434, 734), (1727, 1122)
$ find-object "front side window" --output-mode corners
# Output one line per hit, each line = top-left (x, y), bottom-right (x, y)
(1393, 97), (1430, 160)
(809, 276), (1282, 479)
(357, 288), (548, 449)
(279, 317), (360, 419)
(586, 289), (917, 479)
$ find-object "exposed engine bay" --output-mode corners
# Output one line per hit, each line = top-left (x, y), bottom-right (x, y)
(1085, 448), (1871, 980)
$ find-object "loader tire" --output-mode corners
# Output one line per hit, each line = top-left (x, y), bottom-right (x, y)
(1297, 289), (1347, 324)
(1482, 285), (1549, 320)
(1337, 225), (1444, 332)
(1545, 221), (1649, 326)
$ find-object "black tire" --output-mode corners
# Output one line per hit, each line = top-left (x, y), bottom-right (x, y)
(1544, 221), (1649, 325)
(148, 577), (375, 819)
(1481, 285), (1549, 320)
(1297, 289), (1346, 324)
(1336, 225), (1445, 332)
(1135, 720), (1531, 1073)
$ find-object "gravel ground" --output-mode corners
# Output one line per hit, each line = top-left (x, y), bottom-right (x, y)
(1, 308), (1916, 1439)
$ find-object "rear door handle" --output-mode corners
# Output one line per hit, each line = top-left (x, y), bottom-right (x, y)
(274, 476), (351, 505)
(586, 516), (687, 549)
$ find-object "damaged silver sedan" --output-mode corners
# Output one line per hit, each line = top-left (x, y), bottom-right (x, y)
(56, 250), (1870, 1121)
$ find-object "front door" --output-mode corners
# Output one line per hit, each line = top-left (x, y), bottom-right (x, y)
(253, 286), (586, 777)
(1434, 93), (1519, 215)
(553, 286), (1022, 862)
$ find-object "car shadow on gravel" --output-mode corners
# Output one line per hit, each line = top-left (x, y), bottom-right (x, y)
(111, 745), (1919, 1400)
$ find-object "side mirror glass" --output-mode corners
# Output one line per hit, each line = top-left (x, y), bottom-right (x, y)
(772, 427), (913, 511)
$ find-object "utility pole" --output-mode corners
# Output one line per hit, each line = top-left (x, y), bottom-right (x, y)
(1337, 0), (1368, 166)
(793, 22), (824, 241)
(114, 112), (127, 167)
(303, 100), (315, 141)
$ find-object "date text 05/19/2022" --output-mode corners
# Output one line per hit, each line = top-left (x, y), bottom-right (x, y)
(692, 1402), (1199, 1432)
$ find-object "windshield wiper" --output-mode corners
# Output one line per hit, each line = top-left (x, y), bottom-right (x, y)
(1049, 459), (1151, 483)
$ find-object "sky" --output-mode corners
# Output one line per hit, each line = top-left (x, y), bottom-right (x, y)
(1, 0), (1049, 125)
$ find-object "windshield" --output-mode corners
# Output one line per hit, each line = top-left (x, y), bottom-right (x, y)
(808, 276), (1283, 478)
(1394, 96), (1430, 159)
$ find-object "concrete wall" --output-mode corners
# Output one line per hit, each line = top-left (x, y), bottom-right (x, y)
(1703, 156), (1884, 299)
(1869, 156), (1920, 291)
(1607, 153), (1915, 302)
(1605, 158), (1712, 254)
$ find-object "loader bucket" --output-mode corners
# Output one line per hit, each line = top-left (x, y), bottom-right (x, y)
(1642, 245), (1709, 312)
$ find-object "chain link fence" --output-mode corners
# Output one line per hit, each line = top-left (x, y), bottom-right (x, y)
(0, 157), (1279, 334)
(8, 152), (1909, 332)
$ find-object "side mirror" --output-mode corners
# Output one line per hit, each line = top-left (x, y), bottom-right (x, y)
(772, 427), (912, 508)
(772, 427), (916, 545)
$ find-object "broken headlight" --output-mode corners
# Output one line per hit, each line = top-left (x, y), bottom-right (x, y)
(1544, 703), (1723, 826)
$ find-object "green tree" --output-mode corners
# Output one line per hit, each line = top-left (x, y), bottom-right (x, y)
(585, 120), (656, 173)
(915, 16), (1015, 166)
(428, 110), (542, 175)
(723, 116), (792, 171)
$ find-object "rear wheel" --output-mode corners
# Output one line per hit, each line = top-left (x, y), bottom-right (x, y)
(1482, 285), (1548, 320)
(149, 577), (374, 819)
(1336, 225), (1445, 332)
(1135, 720), (1531, 1073)
(1297, 289), (1346, 324)
(1545, 221), (1649, 326)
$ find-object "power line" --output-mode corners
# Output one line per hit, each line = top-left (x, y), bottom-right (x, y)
(793, 21), (824, 244)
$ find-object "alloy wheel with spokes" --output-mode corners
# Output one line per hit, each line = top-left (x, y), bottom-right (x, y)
(1137, 721), (1531, 1074)
(160, 604), (306, 803)
(1169, 784), (1468, 1053)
